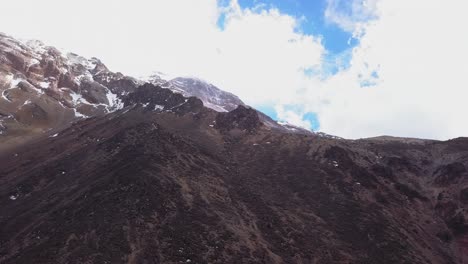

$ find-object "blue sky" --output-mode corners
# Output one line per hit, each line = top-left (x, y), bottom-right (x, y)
(218, 0), (360, 58)
(225, 0), (358, 54)
(256, 105), (321, 131)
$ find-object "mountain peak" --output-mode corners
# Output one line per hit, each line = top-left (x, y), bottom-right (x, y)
(145, 74), (245, 112)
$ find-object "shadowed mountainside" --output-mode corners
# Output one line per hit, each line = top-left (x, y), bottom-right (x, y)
(1, 84), (468, 263)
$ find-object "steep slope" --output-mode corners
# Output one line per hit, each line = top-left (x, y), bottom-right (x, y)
(0, 33), (312, 153)
(0, 33), (141, 150)
(162, 77), (244, 112)
(0, 34), (252, 151)
(1, 84), (468, 263)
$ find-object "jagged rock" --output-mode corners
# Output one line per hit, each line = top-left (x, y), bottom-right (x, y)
(215, 105), (262, 133)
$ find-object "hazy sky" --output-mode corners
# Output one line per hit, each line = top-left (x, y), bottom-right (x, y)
(1, 0), (467, 140)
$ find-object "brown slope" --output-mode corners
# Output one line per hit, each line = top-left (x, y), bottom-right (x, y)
(1, 85), (468, 263)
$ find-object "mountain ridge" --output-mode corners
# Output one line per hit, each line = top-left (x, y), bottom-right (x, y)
(0, 32), (311, 151)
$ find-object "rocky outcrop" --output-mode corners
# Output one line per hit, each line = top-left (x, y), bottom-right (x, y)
(215, 105), (262, 133)
(0, 34), (135, 149)
(148, 76), (245, 112)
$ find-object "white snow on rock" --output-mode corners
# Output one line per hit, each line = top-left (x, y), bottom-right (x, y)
(105, 89), (124, 112)
(27, 58), (40, 67)
(154, 105), (164, 111)
(25, 39), (48, 56)
(66, 53), (95, 70)
(73, 108), (88, 118)
(145, 74), (242, 112)
(38, 81), (50, 89)
(315, 132), (343, 140)
(1, 74), (26, 102)
(73, 72), (94, 86)
(1, 90), (11, 102)
(69, 91), (93, 106)
(10, 76), (23, 87)
(279, 122), (298, 132)
(21, 100), (31, 107)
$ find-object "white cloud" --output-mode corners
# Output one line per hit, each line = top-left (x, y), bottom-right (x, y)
(0, 0), (324, 102)
(1, 0), (467, 140)
(275, 105), (313, 130)
(313, 0), (468, 140)
(324, 0), (379, 36)
(210, 2), (325, 104)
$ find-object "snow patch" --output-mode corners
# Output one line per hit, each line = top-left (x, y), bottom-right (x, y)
(28, 58), (40, 67)
(314, 132), (343, 140)
(0, 121), (5, 135)
(73, 72), (94, 85)
(69, 91), (93, 106)
(73, 108), (88, 118)
(66, 53), (95, 70)
(25, 39), (48, 55)
(21, 100), (31, 107)
(10, 77), (23, 87)
(204, 101), (228, 112)
(1, 74), (26, 102)
(154, 104), (164, 111)
(105, 89), (124, 112)
(1, 90), (11, 102)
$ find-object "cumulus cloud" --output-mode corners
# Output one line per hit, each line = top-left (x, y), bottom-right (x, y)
(315, 0), (468, 139)
(1, 0), (467, 139)
(0, 0), (323, 100)
(210, 1), (325, 104)
(275, 104), (313, 130)
(324, 0), (379, 36)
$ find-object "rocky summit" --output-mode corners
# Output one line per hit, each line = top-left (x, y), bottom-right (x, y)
(1, 33), (468, 264)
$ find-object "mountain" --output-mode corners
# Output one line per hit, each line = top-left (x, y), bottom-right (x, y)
(0, 33), (139, 150)
(0, 33), (255, 151)
(145, 75), (244, 112)
(1, 34), (468, 264)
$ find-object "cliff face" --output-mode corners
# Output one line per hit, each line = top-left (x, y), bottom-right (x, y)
(0, 33), (142, 150)
(0, 34), (248, 151)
